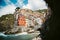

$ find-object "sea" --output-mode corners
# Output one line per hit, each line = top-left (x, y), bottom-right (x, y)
(0, 32), (38, 40)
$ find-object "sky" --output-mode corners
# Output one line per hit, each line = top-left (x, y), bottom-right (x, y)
(0, 0), (48, 17)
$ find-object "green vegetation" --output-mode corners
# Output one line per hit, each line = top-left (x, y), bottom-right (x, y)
(0, 14), (14, 32)
(15, 7), (20, 11)
(36, 9), (47, 13)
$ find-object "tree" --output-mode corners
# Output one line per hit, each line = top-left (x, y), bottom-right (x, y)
(15, 7), (20, 11)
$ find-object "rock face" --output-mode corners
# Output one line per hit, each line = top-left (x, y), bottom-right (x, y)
(4, 8), (47, 34)
(13, 9), (46, 33)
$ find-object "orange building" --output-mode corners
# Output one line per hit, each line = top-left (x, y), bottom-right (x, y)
(17, 14), (26, 27)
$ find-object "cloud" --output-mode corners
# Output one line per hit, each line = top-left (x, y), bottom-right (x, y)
(0, 0), (48, 16)
(22, 0), (48, 10)
(0, 4), (16, 17)
(22, 4), (32, 9)
(0, 0), (27, 16)
(15, 0), (28, 8)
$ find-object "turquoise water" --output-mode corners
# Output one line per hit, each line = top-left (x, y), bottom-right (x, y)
(0, 33), (37, 40)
